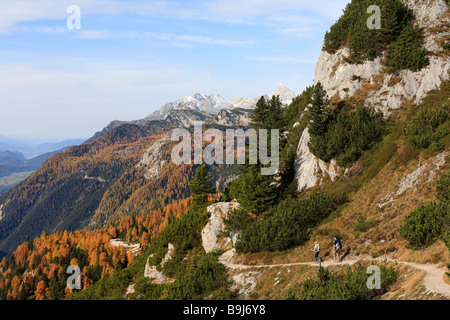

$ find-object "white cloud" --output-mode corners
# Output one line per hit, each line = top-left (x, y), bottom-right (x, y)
(0, 0), (349, 34)
(248, 56), (316, 63)
(77, 30), (117, 39)
(148, 32), (254, 46)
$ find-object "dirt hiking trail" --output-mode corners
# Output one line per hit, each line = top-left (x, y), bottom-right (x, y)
(219, 250), (450, 298)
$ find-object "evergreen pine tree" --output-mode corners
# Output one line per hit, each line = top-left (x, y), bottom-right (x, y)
(308, 82), (330, 136)
(252, 95), (285, 129)
(266, 95), (285, 129)
(238, 165), (278, 215)
(190, 164), (215, 209)
(251, 96), (269, 128)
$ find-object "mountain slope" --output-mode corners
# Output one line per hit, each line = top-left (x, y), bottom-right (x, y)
(0, 121), (174, 254)
(0, 149), (76, 195)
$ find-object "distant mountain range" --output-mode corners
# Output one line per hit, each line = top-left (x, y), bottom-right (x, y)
(0, 136), (86, 159)
(145, 84), (295, 121)
(0, 140), (86, 195)
(92, 84), (296, 139)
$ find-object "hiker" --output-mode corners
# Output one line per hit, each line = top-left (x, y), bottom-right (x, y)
(333, 237), (342, 263)
(313, 241), (322, 263)
(216, 194), (222, 202)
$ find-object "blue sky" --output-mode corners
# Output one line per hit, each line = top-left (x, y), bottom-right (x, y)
(0, 0), (349, 140)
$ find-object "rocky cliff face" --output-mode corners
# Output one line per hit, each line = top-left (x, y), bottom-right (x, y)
(144, 243), (176, 284)
(294, 128), (340, 192)
(210, 108), (253, 127)
(136, 133), (171, 180)
(295, 0), (449, 192)
(201, 200), (240, 253)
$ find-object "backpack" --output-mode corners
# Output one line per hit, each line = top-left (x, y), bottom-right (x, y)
(335, 239), (341, 250)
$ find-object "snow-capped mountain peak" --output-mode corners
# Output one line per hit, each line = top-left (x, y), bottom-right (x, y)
(229, 84), (296, 110)
(271, 84), (296, 105)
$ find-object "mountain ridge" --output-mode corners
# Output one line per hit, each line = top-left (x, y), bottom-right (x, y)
(92, 84), (296, 139)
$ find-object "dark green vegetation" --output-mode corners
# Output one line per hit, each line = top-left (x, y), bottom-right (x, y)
(442, 41), (450, 51)
(308, 83), (384, 167)
(399, 85), (450, 249)
(354, 214), (377, 232)
(403, 105), (449, 151)
(384, 25), (430, 73)
(287, 264), (397, 300)
(282, 85), (314, 128)
(400, 171), (450, 249)
(225, 193), (346, 253)
(190, 164), (216, 210)
(324, 0), (429, 72)
(224, 165), (279, 215)
(251, 95), (285, 130)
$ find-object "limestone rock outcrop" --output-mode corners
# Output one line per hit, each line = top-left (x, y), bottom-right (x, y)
(201, 200), (241, 253)
(144, 243), (175, 284)
(294, 128), (340, 192)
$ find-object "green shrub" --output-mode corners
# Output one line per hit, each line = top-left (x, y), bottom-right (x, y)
(225, 164), (278, 215)
(403, 106), (449, 149)
(436, 171), (450, 202)
(223, 208), (254, 235)
(443, 230), (450, 251)
(384, 25), (429, 72)
(128, 277), (166, 300)
(400, 171), (450, 249)
(441, 41), (450, 51)
(400, 202), (444, 248)
(289, 264), (397, 300)
(283, 85), (314, 127)
(229, 192), (346, 253)
(429, 141), (445, 152)
(355, 214), (376, 232)
(308, 103), (384, 167)
(166, 253), (236, 300)
(68, 269), (133, 300)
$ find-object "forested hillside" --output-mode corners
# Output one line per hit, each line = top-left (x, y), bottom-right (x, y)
(0, 121), (174, 255)
(0, 198), (190, 299)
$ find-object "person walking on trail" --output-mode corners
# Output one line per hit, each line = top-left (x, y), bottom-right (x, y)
(216, 194), (222, 202)
(333, 237), (342, 263)
(313, 242), (322, 263)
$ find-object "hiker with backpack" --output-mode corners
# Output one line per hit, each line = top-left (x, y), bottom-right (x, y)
(313, 241), (322, 263)
(333, 237), (342, 262)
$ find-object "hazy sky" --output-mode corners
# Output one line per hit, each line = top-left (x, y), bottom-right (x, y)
(0, 0), (349, 140)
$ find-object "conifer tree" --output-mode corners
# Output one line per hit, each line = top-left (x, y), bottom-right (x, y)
(251, 96), (269, 128)
(190, 164), (215, 209)
(266, 95), (285, 129)
(236, 165), (278, 215)
(308, 82), (330, 136)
